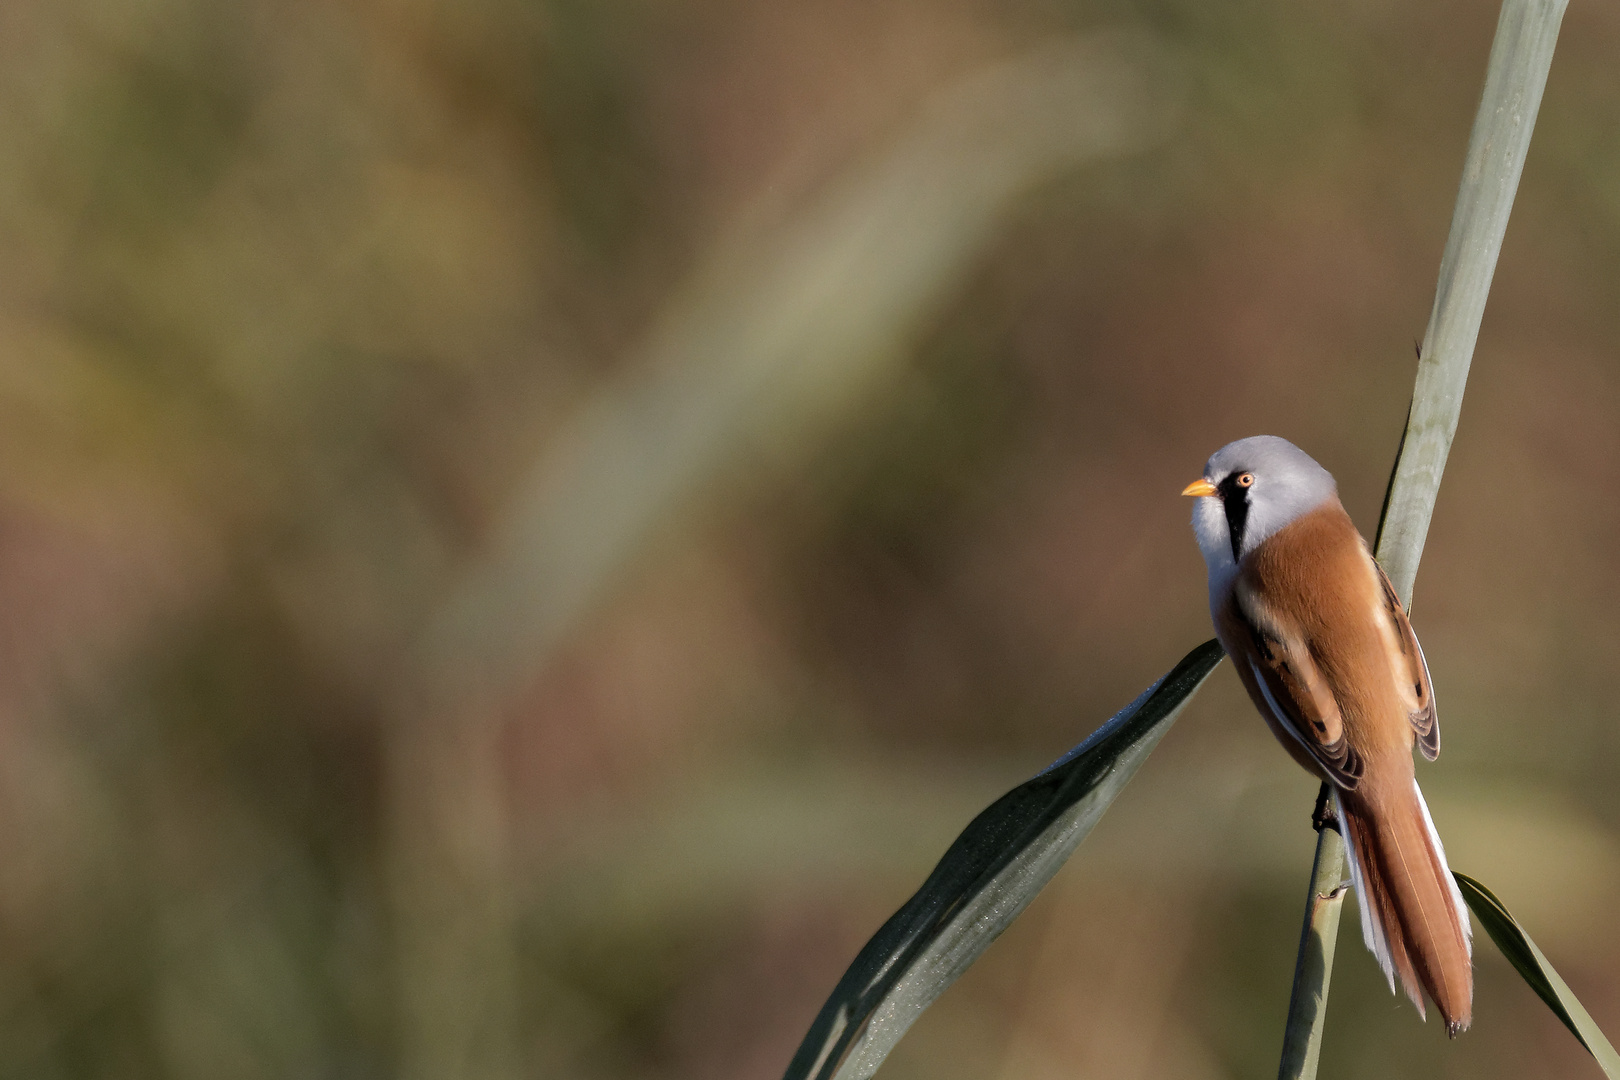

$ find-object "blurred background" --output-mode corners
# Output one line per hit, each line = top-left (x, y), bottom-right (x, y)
(0, 0), (1616, 1078)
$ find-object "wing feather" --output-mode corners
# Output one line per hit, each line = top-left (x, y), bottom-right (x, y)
(1226, 582), (1365, 789)
(1372, 561), (1439, 760)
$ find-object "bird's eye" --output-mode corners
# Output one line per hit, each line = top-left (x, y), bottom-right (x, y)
(1236, 472), (1255, 488)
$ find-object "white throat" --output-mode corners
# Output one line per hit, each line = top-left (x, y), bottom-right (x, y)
(1192, 495), (1238, 607)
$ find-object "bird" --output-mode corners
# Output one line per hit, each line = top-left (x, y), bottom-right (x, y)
(1183, 435), (1472, 1035)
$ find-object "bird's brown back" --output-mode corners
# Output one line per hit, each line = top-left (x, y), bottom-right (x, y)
(1240, 500), (1414, 761)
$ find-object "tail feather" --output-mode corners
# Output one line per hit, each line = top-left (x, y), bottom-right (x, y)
(1335, 789), (1400, 997)
(1335, 780), (1473, 1035)
(1413, 778), (1473, 956)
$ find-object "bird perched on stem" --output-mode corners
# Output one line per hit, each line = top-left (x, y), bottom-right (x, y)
(1184, 435), (1472, 1035)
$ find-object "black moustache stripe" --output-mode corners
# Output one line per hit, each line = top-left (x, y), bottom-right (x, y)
(1221, 477), (1249, 561)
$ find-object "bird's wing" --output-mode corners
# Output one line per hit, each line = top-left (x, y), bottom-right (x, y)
(1222, 581), (1366, 789)
(1371, 559), (1439, 760)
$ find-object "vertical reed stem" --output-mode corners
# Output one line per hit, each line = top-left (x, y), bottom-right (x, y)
(1273, 2), (1565, 1074)
(1277, 788), (1347, 1080)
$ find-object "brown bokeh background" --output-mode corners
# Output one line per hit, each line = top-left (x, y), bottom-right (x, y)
(0, 1), (1616, 1078)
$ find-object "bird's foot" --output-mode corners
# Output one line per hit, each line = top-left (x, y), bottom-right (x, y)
(1311, 782), (1339, 833)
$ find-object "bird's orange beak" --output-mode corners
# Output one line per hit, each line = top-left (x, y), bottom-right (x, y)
(1181, 478), (1218, 498)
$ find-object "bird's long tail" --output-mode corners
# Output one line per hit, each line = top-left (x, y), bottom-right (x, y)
(1335, 778), (1473, 1035)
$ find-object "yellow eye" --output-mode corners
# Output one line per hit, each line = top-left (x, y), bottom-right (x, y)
(1236, 472), (1255, 488)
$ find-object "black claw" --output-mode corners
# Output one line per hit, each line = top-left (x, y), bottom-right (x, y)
(1311, 782), (1340, 833)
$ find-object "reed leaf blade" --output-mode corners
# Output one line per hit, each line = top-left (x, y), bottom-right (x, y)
(1454, 872), (1620, 1077)
(783, 640), (1225, 1080)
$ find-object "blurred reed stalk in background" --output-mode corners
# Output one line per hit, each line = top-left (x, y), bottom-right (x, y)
(385, 35), (1178, 1080)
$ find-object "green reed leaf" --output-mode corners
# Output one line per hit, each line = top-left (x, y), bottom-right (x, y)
(782, 640), (1224, 1080)
(1454, 872), (1620, 1078)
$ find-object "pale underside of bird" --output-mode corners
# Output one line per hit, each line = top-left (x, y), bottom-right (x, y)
(1184, 435), (1473, 1036)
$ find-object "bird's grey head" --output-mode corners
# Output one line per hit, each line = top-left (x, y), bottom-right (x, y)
(1185, 435), (1338, 593)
